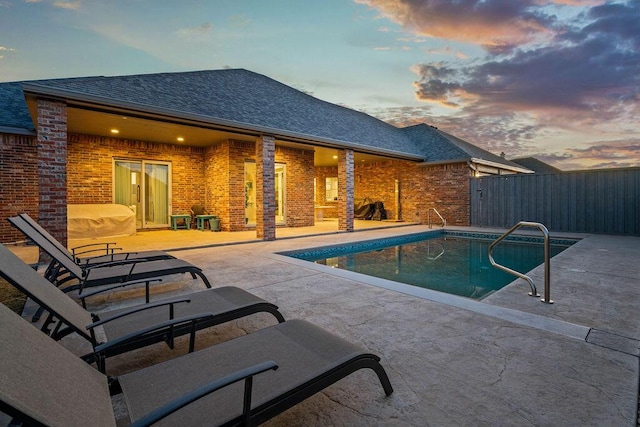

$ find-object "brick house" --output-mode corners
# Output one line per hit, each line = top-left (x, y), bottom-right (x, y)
(0, 69), (531, 245)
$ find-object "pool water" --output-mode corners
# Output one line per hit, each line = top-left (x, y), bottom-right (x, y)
(288, 233), (573, 300)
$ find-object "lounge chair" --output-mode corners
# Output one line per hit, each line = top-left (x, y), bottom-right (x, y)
(10, 213), (173, 268)
(0, 302), (392, 426)
(0, 243), (285, 373)
(8, 215), (212, 293)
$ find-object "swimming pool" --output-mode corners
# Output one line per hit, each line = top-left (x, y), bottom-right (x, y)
(283, 231), (577, 300)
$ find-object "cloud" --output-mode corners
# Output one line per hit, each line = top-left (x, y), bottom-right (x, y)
(567, 141), (640, 160)
(176, 22), (214, 40)
(0, 46), (16, 59)
(412, 6), (640, 117)
(52, 0), (80, 9)
(516, 140), (640, 169)
(22, 0), (80, 8)
(354, 0), (558, 52)
(400, 1), (640, 168)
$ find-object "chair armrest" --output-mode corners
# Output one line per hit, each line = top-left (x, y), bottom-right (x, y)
(71, 242), (118, 257)
(92, 312), (213, 354)
(87, 297), (191, 329)
(130, 361), (279, 427)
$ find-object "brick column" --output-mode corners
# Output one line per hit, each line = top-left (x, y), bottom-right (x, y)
(338, 149), (354, 232)
(256, 135), (276, 240)
(37, 99), (68, 248)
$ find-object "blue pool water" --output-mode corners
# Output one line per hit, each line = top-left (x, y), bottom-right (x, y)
(284, 231), (576, 300)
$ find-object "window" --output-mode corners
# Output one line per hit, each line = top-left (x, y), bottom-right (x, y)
(325, 177), (338, 201)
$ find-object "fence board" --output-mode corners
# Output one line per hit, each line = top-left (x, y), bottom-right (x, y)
(470, 168), (640, 235)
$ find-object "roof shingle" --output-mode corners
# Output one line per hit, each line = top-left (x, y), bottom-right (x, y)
(1, 69), (524, 169)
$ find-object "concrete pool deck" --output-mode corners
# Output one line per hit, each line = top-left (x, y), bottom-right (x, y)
(15, 225), (640, 425)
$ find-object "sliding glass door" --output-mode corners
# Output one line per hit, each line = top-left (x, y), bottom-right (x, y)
(244, 161), (286, 225)
(114, 160), (171, 229)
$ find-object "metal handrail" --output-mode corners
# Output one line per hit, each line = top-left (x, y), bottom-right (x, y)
(427, 208), (446, 228)
(488, 221), (553, 304)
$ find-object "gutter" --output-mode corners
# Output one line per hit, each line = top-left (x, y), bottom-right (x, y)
(0, 125), (36, 136)
(21, 83), (424, 161)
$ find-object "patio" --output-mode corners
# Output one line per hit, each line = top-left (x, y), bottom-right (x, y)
(12, 223), (640, 425)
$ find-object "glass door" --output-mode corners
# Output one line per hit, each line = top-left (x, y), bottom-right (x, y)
(244, 162), (256, 225)
(114, 160), (171, 229)
(244, 161), (286, 225)
(275, 163), (285, 224)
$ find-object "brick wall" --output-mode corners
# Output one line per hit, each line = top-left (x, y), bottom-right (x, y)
(67, 133), (206, 215)
(316, 159), (471, 226)
(314, 166), (338, 217)
(209, 140), (315, 231)
(204, 142), (231, 230)
(1, 128), (471, 244)
(226, 140), (252, 231)
(256, 136), (276, 240)
(338, 149), (354, 231)
(400, 162), (471, 226)
(0, 133), (39, 242)
(37, 99), (68, 247)
(274, 145), (314, 227)
(65, 127), (469, 229)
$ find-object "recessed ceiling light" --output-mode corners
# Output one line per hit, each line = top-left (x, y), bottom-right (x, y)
(110, 129), (119, 134)
(177, 137), (185, 142)
(332, 155), (338, 159)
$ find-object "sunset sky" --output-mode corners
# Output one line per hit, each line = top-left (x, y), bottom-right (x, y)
(1, 0), (638, 170)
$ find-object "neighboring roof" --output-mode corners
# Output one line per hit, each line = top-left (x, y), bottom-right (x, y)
(510, 157), (563, 174)
(0, 82), (35, 133)
(0, 68), (525, 170)
(400, 124), (532, 172)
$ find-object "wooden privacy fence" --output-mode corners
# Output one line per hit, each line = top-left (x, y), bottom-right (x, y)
(470, 168), (640, 235)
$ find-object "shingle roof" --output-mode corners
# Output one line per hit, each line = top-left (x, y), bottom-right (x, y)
(400, 123), (527, 169)
(0, 82), (35, 131)
(0, 68), (522, 169)
(510, 157), (563, 174)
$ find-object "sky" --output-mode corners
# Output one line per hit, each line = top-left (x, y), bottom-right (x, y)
(1, 0), (639, 170)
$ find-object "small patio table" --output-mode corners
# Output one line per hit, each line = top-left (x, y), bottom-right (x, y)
(169, 214), (191, 230)
(196, 214), (217, 231)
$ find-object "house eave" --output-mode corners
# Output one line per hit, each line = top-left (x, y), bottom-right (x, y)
(417, 157), (534, 174)
(470, 157), (534, 174)
(21, 83), (424, 161)
(0, 125), (36, 136)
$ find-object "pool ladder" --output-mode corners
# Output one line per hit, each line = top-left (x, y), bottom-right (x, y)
(427, 208), (446, 228)
(488, 221), (553, 304)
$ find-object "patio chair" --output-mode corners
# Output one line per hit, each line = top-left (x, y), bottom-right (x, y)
(10, 213), (173, 268)
(0, 303), (392, 426)
(0, 242), (285, 373)
(190, 204), (211, 230)
(8, 215), (212, 293)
